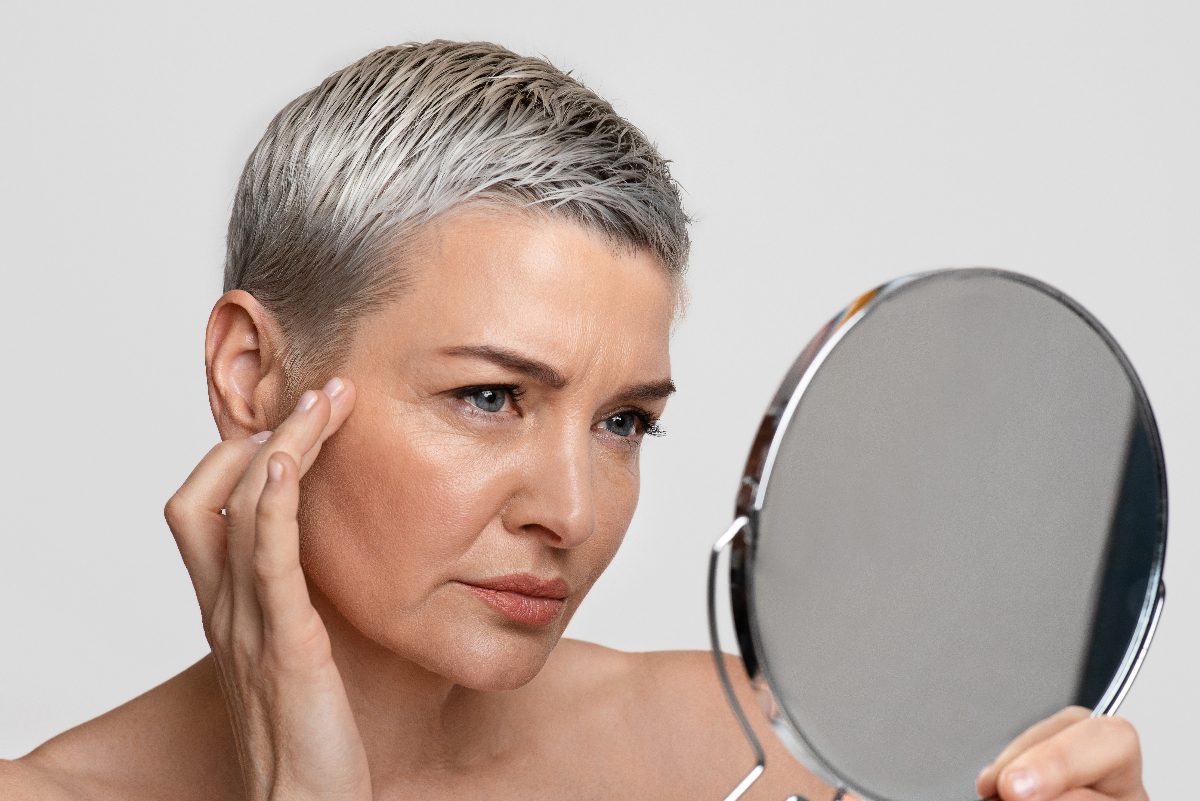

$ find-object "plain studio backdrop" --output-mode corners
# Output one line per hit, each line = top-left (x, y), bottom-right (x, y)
(1, 2), (1196, 797)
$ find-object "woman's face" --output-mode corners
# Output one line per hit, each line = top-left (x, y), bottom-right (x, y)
(296, 207), (677, 690)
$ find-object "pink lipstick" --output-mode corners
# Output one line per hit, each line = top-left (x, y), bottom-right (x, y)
(458, 574), (568, 627)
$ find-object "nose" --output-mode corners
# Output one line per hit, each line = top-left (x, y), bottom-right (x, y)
(501, 424), (596, 548)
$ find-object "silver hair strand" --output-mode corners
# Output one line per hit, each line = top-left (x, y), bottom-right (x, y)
(223, 40), (691, 412)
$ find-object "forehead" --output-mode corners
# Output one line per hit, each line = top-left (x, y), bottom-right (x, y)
(358, 207), (676, 377)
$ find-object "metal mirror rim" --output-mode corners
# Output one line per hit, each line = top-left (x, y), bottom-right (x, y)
(719, 266), (1168, 801)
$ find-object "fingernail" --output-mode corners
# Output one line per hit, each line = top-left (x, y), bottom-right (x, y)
(295, 390), (318, 412)
(322, 376), (345, 398)
(267, 456), (284, 482)
(1009, 769), (1038, 799)
(250, 430), (272, 443)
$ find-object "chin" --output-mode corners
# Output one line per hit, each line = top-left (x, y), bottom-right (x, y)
(456, 655), (549, 692)
(409, 623), (563, 691)
(396, 584), (587, 691)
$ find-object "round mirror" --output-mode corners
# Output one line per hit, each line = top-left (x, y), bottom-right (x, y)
(709, 267), (1167, 801)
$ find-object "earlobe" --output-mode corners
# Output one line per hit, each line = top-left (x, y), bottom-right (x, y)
(204, 290), (285, 440)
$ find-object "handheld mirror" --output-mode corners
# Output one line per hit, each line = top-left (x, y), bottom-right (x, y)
(708, 268), (1167, 801)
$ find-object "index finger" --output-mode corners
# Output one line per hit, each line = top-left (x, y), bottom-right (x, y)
(975, 706), (1090, 798)
(164, 432), (272, 611)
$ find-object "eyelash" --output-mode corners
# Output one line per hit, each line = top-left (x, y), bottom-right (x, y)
(453, 384), (527, 418)
(453, 384), (666, 439)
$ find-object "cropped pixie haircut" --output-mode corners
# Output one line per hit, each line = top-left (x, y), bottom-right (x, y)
(223, 39), (691, 415)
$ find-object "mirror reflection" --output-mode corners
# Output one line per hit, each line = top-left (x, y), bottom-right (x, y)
(720, 270), (1166, 801)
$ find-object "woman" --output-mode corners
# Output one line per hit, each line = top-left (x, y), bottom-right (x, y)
(1, 40), (1148, 801)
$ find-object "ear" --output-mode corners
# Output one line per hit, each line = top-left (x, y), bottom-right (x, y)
(204, 289), (288, 440)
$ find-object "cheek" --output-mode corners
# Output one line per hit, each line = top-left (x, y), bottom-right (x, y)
(295, 397), (645, 633)
(296, 410), (513, 618)
(579, 455), (642, 580)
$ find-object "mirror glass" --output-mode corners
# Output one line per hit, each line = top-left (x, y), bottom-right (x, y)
(724, 268), (1167, 801)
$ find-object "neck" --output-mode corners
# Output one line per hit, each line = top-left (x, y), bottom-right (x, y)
(305, 582), (525, 785)
(189, 586), (536, 798)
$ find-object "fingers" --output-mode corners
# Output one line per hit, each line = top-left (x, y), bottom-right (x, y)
(165, 376), (356, 635)
(1043, 791), (1111, 801)
(253, 450), (318, 643)
(223, 378), (355, 613)
(977, 706), (1090, 797)
(293, 377), (357, 477)
(224, 389), (330, 587)
(990, 714), (1145, 801)
(163, 377), (372, 801)
(165, 434), (270, 610)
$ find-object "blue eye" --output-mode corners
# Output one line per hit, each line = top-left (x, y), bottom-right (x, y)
(603, 412), (641, 438)
(466, 387), (509, 413)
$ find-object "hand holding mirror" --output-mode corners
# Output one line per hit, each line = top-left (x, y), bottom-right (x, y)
(708, 267), (1167, 801)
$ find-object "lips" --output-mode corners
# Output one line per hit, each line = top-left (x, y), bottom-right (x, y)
(458, 573), (569, 626)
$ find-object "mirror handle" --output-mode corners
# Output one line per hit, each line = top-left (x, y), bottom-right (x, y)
(705, 547), (1169, 801)
(709, 518), (850, 801)
(709, 516), (766, 801)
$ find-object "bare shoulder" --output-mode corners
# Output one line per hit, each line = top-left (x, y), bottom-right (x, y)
(0, 757), (78, 801)
(541, 640), (719, 714)
(540, 644), (750, 742)
(629, 649), (842, 801)
(543, 636), (639, 682)
(544, 639), (727, 700)
(2, 655), (242, 801)
(537, 644), (821, 799)
(633, 649), (756, 756)
(3, 705), (144, 801)
(535, 637), (648, 728)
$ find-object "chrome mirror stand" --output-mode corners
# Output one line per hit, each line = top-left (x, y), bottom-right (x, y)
(708, 516), (847, 801)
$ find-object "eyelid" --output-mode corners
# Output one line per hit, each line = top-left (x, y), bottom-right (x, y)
(458, 383), (523, 399)
(453, 384), (524, 415)
(451, 385), (666, 439)
(599, 405), (667, 439)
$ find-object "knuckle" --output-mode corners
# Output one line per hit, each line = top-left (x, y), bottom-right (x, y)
(1005, 747), (1067, 793)
(1033, 745), (1069, 785)
(223, 492), (251, 527)
(1104, 715), (1142, 756)
(254, 488), (285, 520)
(264, 612), (333, 671)
(254, 486), (296, 533)
(1046, 746), (1071, 782)
(162, 491), (191, 529)
(252, 554), (288, 587)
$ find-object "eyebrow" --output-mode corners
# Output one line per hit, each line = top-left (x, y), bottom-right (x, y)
(439, 344), (676, 401)
(615, 378), (678, 404)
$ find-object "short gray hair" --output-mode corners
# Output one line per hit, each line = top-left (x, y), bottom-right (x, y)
(223, 40), (690, 414)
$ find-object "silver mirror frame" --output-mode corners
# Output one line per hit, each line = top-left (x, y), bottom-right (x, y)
(708, 267), (1168, 801)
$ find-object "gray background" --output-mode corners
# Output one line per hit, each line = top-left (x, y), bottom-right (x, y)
(1, 2), (1195, 797)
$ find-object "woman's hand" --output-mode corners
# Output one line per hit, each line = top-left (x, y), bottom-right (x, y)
(975, 706), (1149, 801)
(163, 377), (370, 801)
